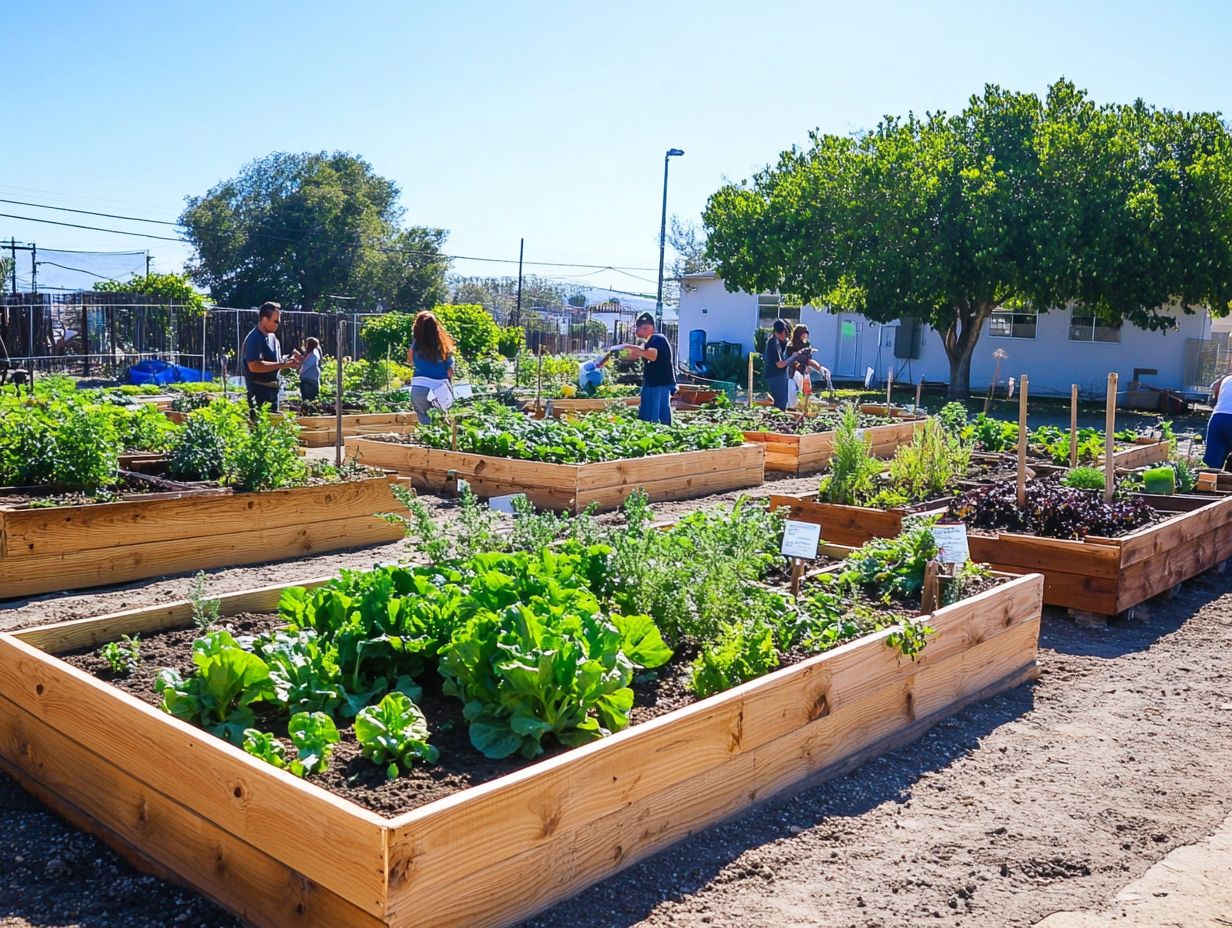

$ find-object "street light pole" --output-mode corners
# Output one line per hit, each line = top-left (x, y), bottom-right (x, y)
(655, 148), (684, 327)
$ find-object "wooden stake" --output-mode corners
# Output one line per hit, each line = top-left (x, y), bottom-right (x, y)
(1016, 373), (1029, 507)
(920, 559), (940, 615)
(914, 377), (923, 414)
(985, 355), (1002, 414)
(1104, 372), (1118, 502)
(886, 367), (894, 407)
(535, 345), (544, 413)
(335, 315), (344, 467)
(747, 353), (755, 408)
(451, 417), (458, 452)
(1069, 384), (1079, 469)
(789, 558), (804, 598)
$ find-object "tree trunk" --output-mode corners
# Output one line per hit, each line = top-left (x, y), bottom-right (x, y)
(941, 302), (993, 400)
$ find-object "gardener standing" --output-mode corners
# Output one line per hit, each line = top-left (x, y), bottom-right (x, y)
(764, 319), (806, 411)
(243, 301), (300, 413)
(620, 312), (675, 425)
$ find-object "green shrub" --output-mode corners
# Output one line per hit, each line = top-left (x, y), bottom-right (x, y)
(819, 404), (882, 505)
(1061, 466), (1106, 490)
(55, 405), (119, 492)
(168, 412), (229, 482)
(496, 326), (525, 359)
(231, 408), (305, 492)
(880, 419), (971, 503)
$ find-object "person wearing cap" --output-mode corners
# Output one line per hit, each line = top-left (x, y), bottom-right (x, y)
(764, 318), (807, 411)
(619, 313), (675, 424)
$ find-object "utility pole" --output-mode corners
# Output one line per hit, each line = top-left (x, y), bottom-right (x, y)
(514, 237), (524, 327)
(655, 148), (685, 327)
(145, 252), (152, 277)
(30, 243), (36, 293)
(8, 239), (16, 293)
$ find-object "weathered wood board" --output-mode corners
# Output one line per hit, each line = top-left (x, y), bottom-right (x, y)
(0, 570), (1042, 928)
(345, 438), (766, 513)
(0, 476), (405, 599)
(742, 416), (926, 475)
(768, 494), (949, 547)
(963, 493), (1232, 616)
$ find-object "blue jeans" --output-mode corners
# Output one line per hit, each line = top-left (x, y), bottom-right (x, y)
(766, 376), (790, 410)
(639, 385), (673, 425)
(1205, 413), (1232, 469)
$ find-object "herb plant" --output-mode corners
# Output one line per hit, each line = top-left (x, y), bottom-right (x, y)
(99, 635), (141, 675)
(819, 404), (882, 505)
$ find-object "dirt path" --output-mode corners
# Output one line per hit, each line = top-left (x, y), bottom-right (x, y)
(2, 479), (1231, 927)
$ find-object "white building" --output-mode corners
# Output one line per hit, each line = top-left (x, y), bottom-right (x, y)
(677, 271), (1213, 398)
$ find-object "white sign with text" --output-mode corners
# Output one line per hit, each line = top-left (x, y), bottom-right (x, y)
(781, 520), (822, 560)
(930, 523), (971, 564)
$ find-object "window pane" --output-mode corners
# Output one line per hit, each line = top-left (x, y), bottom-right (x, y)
(991, 309), (1035, 338)
(781, 306), (802, 324)
(1070, 315), (1094, 341)
(990, 313), (1012, 336)
(1094, 321), (1121, 342)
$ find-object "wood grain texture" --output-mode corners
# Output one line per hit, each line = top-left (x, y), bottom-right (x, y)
(0, 636), (389, 915)
(0, 694), (385, 928)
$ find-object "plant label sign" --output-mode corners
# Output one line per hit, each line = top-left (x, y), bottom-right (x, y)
(930, 523), (970, 564)
(781, 520), (822, 560)
(488, 493), (524, 515)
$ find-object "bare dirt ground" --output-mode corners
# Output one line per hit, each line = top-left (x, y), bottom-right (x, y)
(3, 474), (1231, 928)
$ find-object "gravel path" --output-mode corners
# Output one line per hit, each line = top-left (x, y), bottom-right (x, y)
(2, 476), (1230, 927)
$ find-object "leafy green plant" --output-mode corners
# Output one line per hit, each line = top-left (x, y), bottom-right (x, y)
(876, 419), (971, 505)
(250, 630), (346, 717)
(354, 692), (439, 778)
(155, 630), (273, 744)
(689, 617), (779, 699)
(231, 407), (306, 492)
(54, 405), (119, 493)
(819, 404), (882, 505)
(965, 413), (1018, 453)
(937, 402), (968, 433)
(1062, 466), (1106, 490)
(241, 729), (288, 770)
(99, 635), (141, 675)
(287, 711), (340, 776)
(168, 411), (229, 482)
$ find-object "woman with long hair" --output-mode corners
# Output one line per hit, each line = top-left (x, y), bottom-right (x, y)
(786, 323), (828, 409)
(408, 311), (456, 423)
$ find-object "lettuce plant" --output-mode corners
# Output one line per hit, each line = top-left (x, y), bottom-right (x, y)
(354, 692), (439, 778)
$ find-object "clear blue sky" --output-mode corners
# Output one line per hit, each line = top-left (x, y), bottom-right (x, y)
(2, 0), (1229, 298)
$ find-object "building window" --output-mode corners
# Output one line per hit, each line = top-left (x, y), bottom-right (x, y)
(757, 294), (802, 330)
(989, 307), (1038, 339)
(1069, 311), (1122, 343)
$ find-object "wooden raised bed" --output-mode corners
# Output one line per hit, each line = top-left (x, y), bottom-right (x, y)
(1107, 437), (1171, 469)
(0, 571), (1043, 928)
(744, 415), (926, 475)
(292, 412), (417, 447)
(345, 438), (766, 513)
(769, 494), (949, 547)
(0, 475), (406, 599)
(540, 396), (640, 418)
(963, 493), (1232, 620)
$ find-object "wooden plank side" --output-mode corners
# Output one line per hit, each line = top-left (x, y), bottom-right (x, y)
(1116, 519), (1232, 611)
(13, 576), (336, 653)
(0, 695), (386, 928)
(384, 575), (1040, 905)
(966, 533), (1123, 579)
(580, 444), (764, 485)
(388, 618), (1039, 927)
(1117, 495), (1232, 570)
(2, 477), (402, 558)
(347, 440), (582, 492)
(1108, 440), (1170, 469)
(575, 462), (764, 513)
(0, 513), (402, 599)
(966, 537), (1119, 612)
(767, 495), (907, 547)
(0, 636), (389, 915)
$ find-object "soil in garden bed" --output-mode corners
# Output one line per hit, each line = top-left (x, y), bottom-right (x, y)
(57, 573), (989, 817)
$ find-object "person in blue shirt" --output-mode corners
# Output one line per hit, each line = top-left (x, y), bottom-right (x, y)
(619, 313), (675, 424)
(407, 311), (455, 423)
(242, 302), (300, 413)
(297, 337), (323, 401)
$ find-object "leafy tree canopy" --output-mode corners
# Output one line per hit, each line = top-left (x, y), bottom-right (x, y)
(180, 151), (448, 313)
(703, 79), (1232, 397)
(362, 303), (502, 362)
(94, 272), (210, 315)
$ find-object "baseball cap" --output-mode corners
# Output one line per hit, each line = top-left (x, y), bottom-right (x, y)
(635, 312), (654, 327)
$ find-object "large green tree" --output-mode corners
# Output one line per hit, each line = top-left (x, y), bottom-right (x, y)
(180, 151), (448, 312)
(703, 80), (1232, 397)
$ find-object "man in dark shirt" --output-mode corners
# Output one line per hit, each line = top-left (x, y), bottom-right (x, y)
(764, 318), (804, 410)
(242, 302), (300, 413)
(620, 312), (675, 424)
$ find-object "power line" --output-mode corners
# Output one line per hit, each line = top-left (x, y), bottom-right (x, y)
(0, 197), (663, 272)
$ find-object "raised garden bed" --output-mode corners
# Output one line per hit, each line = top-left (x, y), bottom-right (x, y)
(164, 407), (417, 447)
(745, 415), (925, 474)
(346, 437), (765, 512)
(521, 396), (640, 419)
(768, 494), (950, 547)
(0, 474), (406, 599)
(0, 567), (1042, 928)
